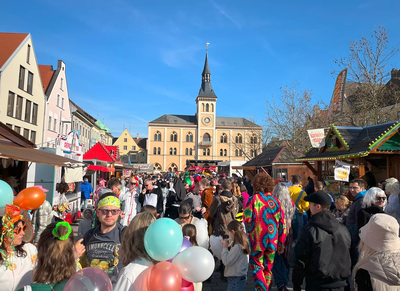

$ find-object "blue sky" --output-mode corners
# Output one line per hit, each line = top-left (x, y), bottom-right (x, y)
(1, 0), (400, 138)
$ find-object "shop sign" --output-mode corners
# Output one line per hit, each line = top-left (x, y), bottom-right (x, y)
(307, 128), (326, 148)
(123, 170), (131, 176)
(334, 160), (350, 182)
(133, 164), (154, 172)
(57, 131), (83, 154)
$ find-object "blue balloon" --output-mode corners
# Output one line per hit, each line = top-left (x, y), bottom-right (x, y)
(144, 218), (183, 261)
(0, 180), (14, 209)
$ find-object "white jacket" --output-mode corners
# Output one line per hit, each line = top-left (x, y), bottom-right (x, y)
(114, 258), (153, 291)
(119, 187), (141, 226)
(356, 251), (400, 290)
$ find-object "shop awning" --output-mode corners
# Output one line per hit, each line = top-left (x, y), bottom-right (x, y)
(0, 143), (85, 167)
(87, 165), (115, 172)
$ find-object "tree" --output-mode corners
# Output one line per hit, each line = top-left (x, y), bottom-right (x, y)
(332, 26), (400, 126)
(265, 82), (324, 153)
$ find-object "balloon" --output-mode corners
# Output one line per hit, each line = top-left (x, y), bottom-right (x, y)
(168, 237), (192, 262)
(130, 267), (151, 291)
(172, 246), (215, 283)
(0, 180), (13, 208)
(13, 187), (46, 210)
(144, 218), (183, 261)
(64, 267), (112, 291)
(209, 235), (223, 260)
(148, 262), (182, 291)
(181, 278), (194, 291)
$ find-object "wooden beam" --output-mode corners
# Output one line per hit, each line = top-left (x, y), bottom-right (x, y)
(370, 130), (399, 153)
(304, 161), (318, 176)
(386, 156), (390, 179)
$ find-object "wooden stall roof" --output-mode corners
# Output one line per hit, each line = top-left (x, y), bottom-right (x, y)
(298, 121), (400, 161)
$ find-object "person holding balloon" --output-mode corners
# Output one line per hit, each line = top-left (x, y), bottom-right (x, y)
(114, 212), (156, 291)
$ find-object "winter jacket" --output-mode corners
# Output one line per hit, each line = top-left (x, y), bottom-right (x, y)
(173, 177), (186, 202)
(32, 200), (53, 243)
(78, 207), (94, 240)
(139, 187), (163, 214)
(119, 187), (141, 226)
(355, 251), (400, 290)
(201, 187), (215, 221)
(333, 207), (350, 225)
(346, 191), (366, 242)
(293, 210), (351, 291)
(357, 205), (384, 231)
(81, 181), (93, 199)
(209, 190), (238, 237)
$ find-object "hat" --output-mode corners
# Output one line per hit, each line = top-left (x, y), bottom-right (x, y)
(32, 185), (49, 192)
(304, 190), (331, 206)
(211, 172), (217, 175)
(359, 213), (400, 252)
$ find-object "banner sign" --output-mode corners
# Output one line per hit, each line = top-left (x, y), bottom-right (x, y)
(307, 128), (326, 148)
(132, 164), (154, 172)
(328, 68), (347, 118)
(123, 170), (132, 176)
(57, 131), (83, 154)
(334, 160), (350, 182)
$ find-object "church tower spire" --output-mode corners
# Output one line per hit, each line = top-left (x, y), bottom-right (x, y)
(198, 51), (217, 98)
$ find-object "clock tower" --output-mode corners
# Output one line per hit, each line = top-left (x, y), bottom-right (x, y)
(196, 52), (217, 160)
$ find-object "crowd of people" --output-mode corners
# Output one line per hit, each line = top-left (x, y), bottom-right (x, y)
(0, 171), (400, 291)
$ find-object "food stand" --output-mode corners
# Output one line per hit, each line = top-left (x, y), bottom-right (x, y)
(298, 122), (400, 191)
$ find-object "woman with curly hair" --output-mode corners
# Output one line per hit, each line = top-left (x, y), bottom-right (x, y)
(244, 173), (287, 291)
(17, 221), (83, 290)
(0, 214), (37, 291)
(114, 212), (156, 291)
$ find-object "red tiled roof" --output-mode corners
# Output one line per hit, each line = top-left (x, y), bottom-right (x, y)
(133, 138), (147, 150)
(0, 33), (29, 69)
(38, 65), (54, 92)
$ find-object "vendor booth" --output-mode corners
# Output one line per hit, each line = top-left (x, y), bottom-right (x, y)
(298, 122), (400, 192)
(233, 146), (316, 185)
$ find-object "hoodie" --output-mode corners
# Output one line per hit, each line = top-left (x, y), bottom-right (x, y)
(209, 190), (238, 237)
(78, 207), (94, 240)
(81, 181), (93, 199)
(293, 210), (351, 291)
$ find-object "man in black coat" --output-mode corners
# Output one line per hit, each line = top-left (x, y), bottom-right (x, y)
(293, 191), (351, 291)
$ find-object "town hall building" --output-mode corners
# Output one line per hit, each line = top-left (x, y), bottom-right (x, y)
(147, 53), (263, 172)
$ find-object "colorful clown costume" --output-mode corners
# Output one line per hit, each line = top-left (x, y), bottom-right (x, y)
(244, 192), (287, 291)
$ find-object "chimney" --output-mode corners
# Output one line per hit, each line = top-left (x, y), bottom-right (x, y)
(136, 133), (139, 139)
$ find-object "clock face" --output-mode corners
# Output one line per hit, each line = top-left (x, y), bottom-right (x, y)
(204, 117), (211, 124)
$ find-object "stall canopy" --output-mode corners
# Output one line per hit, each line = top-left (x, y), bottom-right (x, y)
(88, 165), (115, 172)
(297, 122), (400, 162)
(83, 142), (118, 163)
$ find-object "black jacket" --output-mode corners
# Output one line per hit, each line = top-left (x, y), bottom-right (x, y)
(293, 210), (351, 291)
(356, 205), (384, 231)
(173, 177), (186, 202)
(139, 187), (163, 214)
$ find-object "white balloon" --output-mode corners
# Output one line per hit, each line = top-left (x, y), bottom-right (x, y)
(172, 246), (215, 283)
(209, 235), (223, 260)
(194, 218), (209, 249)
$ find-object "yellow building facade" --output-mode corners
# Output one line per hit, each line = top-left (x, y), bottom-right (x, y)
(147, 53), (262, 171)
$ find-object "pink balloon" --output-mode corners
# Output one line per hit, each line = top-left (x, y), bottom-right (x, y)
(168, 237), (192, 262)
(64, 267), (112, 291)
(181, 278), (194, 291)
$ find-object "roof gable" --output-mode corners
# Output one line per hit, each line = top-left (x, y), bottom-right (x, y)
(0, 32), (29, 69)
(83, 142), (116, 162)
(242, 147), (284, 167)
(38, 65), (54, 94)
(113, 129), (138, 147)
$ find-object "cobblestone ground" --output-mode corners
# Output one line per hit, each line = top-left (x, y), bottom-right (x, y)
(71, 219), (300, 291)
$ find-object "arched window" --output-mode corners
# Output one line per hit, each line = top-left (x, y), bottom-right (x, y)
(220, 149), (223, 156)
(211, 103), (214, 112)
(186, 132), (193, 142)
(154, 131), (161, 141)
(174, 148), (177, 155)
(250, 150), (254, 157)
(203, 148), (206, 155)
(239, 150), (243, 157)
(169, 147), (173, 155)
(170, 163), (178, 172)
(207, 148), (210, 156)
(235, 149), (238, 157)
(190, 148), (193, 155)
(170, 131), (177, 142)
(185, 148), (188, 155)
(158, 147), (161, 155)
(154, 163), (162, 170)
(235, 134), (243, 144)
(202, 103), (205, 112)
(253, 136), (257, 144)
(224, 149), (227, 156)
(220, 133), (227, 143)
(153, 147), (156, 155)
(206, 103), (209, 112)
(203, 133), (211, 142)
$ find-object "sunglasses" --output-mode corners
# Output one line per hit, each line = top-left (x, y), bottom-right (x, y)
(130, 182), (136, 185)
(145, 184), (151, 187)
(179, 215), (191, 221)
(99, 209), (121, 216)
(13, 224), (27, 235)
(376, 196), (386, 201)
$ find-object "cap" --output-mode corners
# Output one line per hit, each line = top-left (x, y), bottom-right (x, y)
(304, 190), (331, 206)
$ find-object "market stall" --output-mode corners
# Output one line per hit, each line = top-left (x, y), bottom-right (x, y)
(298, 122), (400, 192)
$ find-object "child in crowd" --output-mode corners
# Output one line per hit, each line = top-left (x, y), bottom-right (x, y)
(181, 224), (202, 291)
(221, 220), (250, 291)
(333, 195), (351, 224)
(77, 207), (94, 240)
(182, 224), (198, 246)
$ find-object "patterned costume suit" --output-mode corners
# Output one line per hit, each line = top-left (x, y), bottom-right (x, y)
(244, 192), (287, 291)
